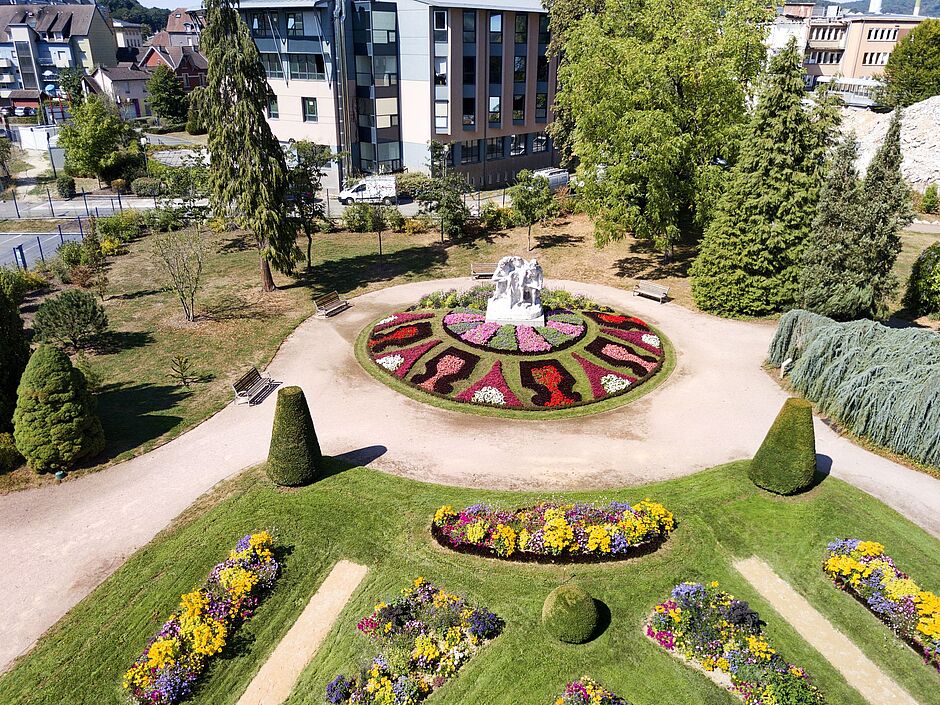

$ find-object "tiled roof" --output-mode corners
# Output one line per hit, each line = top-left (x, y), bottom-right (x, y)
(166, 8), (203, 35)
(0, 5), (101, 41)
(99, 65), (151, 82)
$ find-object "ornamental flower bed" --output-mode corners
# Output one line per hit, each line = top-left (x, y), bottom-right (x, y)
(123, 531), (280, 705)
(555, 677), (632, 705)
(824, 539), (940, 668)
(325, 577), (503, 705)
(647, 582), (825, 705)
(432, 500), (675, 562)
(443, 308), (587, 354)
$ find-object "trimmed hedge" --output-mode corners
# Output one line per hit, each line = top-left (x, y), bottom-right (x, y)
(266, 386), (321, 486)
(542, 584), (599, 644)
(56, 175), (76, 200)
(749, 397), (816, 495)
(903, 242), (940, 317)
(131, 177), (162, 197)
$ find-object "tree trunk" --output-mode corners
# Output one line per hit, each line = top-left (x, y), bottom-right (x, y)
(527, 224), (532, 251)
(260, 255), (276, 292)
(306, 229), (313, 270)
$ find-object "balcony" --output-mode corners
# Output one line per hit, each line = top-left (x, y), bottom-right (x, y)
(807, 38), (845, 50)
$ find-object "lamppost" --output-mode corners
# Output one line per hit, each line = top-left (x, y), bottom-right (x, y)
(140, 135), (149, 171)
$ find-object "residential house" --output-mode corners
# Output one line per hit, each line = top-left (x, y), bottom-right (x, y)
(89, 62), (151, 119)
(139, 43), (207, 90)
(113, 18), (143, 62)
(165, 7), (203, 47)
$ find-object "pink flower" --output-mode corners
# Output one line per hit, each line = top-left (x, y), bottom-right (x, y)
(516, 326), (551, 353)
(443, 312), (485, 325)
(546, 320), (584, 336)
(461, 322), (500, 345)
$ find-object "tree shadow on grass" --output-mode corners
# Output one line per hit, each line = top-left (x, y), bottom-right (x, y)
(200, 296), (266, 322)
(110, 288), (163, 301)
(289, 245), (448, 298)
(94, 330), (156, 355)
(534, 232), (585, 249)
(612, 239), (696, 280)
(91, 382), (190, 462)
(217, 233), (254, 253)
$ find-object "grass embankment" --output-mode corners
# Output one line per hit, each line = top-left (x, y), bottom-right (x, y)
(1, 462), (937, 705)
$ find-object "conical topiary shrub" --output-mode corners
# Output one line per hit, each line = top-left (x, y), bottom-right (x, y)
(542, 584), (599, 644)
(267, 385), (321, 486)
(749, 397), (817, 495)
(13, 344), (105, 473)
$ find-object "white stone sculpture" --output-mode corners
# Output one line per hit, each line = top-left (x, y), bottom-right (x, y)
(485, 255), (545, 326)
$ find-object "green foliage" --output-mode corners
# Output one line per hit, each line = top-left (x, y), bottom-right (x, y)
(33, 290), (109, 351)
(98, 0), (169, 34)
(96, 211), (144, 243)
(395, 172), (432, 199)
(414, 173), (471, 238)
(58, 67), (85, 105)
(0, 267), (45, 305)
(56, 175), (76, 199)
(768, 309), (940, 468)
(541, 584), (598, 644)
(147, 65), (189, 122)
(479, 203), (515, 231)
(553, 0), (770, 253)
(922, 183), (939, 214)
(266, 386), (321, 487)
(0, 137), (11, 181)
(0, 289), (29, 431)
(0, 432), (22, 473)
(510, 171), (558, 248)
(98, 149), (145, 186)
(748, 398), (816, 495)
(414, 285), (610, 312)
(288, 140), (334, 268)
(186, 87), (207, 135)
(903, 242), (940, 316)
(879, 19), (940, 108)
(342, 203), (384, 233)
(59, 96), (131, 179)
(131, 177), (161, 197)
(691, 43), (829, 317)
(382, 208), (406, 233)
(12, 344), (105, 473)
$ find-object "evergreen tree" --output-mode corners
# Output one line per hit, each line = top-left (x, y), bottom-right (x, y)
(267, 386), (321, 486)
(858, 109), (914, 318)
(0, 289), (29, 431)
(690, 42), (825, 317)
(202, 0), (299, 291)
(13, 345), (105, 473)
(147, 64), (189, 122)
(800, 134), (873, 320)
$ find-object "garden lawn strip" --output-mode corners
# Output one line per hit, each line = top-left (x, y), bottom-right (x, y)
(734, 557), (919, 705)
(235, 560), (368, 705)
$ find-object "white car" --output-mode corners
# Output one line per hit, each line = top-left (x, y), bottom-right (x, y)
(338, 175), (397, 205)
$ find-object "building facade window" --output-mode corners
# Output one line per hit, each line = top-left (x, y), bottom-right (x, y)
(535, 92), (547, 120)
(513, 56), (526, 83)
(302, 97), (318, 122)
(509, 133), (526, 156)
(289, 53), (325, 80)
(867, 26), (898, 41)
(461, 139), (480, 163)
(434, 56), (447, 85)
(286, 12), (304, 37)
(536, 55), (548, 82)
(463, 10), (476, 44)
(489, 96), (500, 123)
(486, 136), (504, 160)
(249, 12), (274, 37)
(532, 132), (548, 152)
(373, 55), (398, 86)
(260, 53), (284, 79)
(267, 97), (279, 119)
(371, 10), (396, 44)
(806, 50), (842, 65)
(489, 12), (502, 43)
(463, 56), (476, 84)
(463, 96), (476, 127)
(512, 93), (524, 121)
(514, 14), (527, 44)
(489, 55), (501, 84)
(14, 42), (37, 89)
(538, 15), (550, 44)
(435, 100), (448, 131)
(433, 10), (447, 42)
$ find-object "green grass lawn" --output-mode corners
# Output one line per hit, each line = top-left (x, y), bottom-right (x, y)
(2, 461), (937, 705)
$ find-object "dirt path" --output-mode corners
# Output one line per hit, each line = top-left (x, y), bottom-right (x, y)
(235, 560), (368, 705)
(734, 557), (920, 705)
(1, 278), (937, 673)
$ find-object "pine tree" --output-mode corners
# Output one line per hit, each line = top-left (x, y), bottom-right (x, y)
(12, 345), (105, 473)
(202, 0), (299, 291)
(0, 289), (29, 431)
(690, 42), (825, 317)
(858, 109), (914, 318)
(800, 134), (873, 320)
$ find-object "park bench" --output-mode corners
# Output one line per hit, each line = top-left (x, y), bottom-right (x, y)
(314, 290), (350, 317)
(232, 366), (273, 405)
(633, 281), (670, 303)
(470, 262), (498, 280)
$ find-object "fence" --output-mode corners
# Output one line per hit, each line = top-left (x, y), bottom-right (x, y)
(1, 217), (87, 270)
(0, 187), (152, 221)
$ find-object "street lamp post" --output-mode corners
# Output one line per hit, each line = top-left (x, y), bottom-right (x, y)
(140, 135), (148, 171)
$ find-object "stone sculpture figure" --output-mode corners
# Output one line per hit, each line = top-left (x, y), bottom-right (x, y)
(486, 255), (545, 326)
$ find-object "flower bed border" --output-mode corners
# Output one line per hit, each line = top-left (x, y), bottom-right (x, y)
(442, 309), (589, 356)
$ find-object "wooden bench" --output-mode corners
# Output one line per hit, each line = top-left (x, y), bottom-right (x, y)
(314, 290), (350, 317)
(232, 366), (273, 405)
(470, 262), (498, 280)
(633, 281), (670, 303)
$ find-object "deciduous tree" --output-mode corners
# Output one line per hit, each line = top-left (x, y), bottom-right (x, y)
(58, 67), (86, 105)
(58, 96), (130, 180)
(288, 141), (334, 269)
(510, 170), (558, 251)
(879, 19), (940, 108)
(147, 64), (189, 122)
(151, 227), (207, 322)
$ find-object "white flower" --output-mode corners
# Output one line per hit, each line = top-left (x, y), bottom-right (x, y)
(471, 386), (506, 405)
(641, 333), (661, 349)
(600, 374), (630, 394)
(377, 354), (405, 371)
(377, 315), (397, 326)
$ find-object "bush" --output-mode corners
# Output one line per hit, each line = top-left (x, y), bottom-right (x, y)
(67, 264), (96, 288)
(479, 203), (514, 231)
(145, 206), (185, 232)
(341, 202), (383, 233)
(748, 397), (816, 495)
(12, 344), (105, 472)
(395, 171), (431, 199)
(0, 267), (45, 305)
(0, 432), (22, 472)
(33, 290), (109, 350)
(904, 242), (940, 316)
(266, 386), (321, 486)
(97, 211), (143, 243)
(111, 178), (126, 194)
(403, 217), (428, 235)
(383, 207), (405, 232)
(99, 150), (144, 186)
(922, 183), (939, 214)
(1, 289), (30, 431)
(131, 177), (162, 197)
(56, 175), (76, 200)
(542, 584), (598, 644)
(56, 241), (84, 269)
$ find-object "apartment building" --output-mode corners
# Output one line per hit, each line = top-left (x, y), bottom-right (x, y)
(239, 0), (559, 188)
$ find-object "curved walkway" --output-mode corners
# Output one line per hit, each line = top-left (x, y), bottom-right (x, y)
(1, 278), (938, 673)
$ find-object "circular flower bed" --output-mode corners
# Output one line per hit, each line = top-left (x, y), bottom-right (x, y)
(358, 287), (671, 415)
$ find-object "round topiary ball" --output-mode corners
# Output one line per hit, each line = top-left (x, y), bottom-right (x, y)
(542, 584), (598, 644)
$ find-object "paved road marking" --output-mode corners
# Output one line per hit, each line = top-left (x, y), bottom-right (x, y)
(235, 560), (369, 705)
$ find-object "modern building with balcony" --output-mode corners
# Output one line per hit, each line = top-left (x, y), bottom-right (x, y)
(238, 0), (559, 189)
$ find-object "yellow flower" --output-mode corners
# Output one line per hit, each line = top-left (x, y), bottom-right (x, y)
(543, 516), (574, 554)
(465, 521), (487, 544)
(180, 590), (208, 619)
(587, 525), (612, 553)
(145, 638), (179, 670)
(188, 618), (227, 656)
(746, 635), (775, 661)
(855, 541), (884, 558)
(492, 523), (517, 557)
(518, 528), (530, 552)
(883, 577), (919, 602)
(433, 505), (456, 525)
(219, 565), (259, 599)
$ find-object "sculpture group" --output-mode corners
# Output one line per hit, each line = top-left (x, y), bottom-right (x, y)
(486, 256), (545, 326)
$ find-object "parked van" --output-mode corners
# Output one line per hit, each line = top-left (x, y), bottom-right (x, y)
(532, 168), (570, 192)
(338, 175), (397, 205)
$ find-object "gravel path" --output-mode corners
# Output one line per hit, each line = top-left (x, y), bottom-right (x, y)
(735, 557), (920, 705)
(235, 560), (368, 705)
(1, 278), (937, 673)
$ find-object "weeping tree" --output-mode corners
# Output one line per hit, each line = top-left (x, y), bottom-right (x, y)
(202, 0), (299, 291)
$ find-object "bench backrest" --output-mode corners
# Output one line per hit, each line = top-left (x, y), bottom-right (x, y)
(472, 263), (498, 273)
(315, 291), (343, 308)
(638, 282), (669, 296)
(234, 367), (262, 392)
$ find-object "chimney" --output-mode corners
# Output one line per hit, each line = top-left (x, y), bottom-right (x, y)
(914, 0), (922, 16)
(868, 0), (882, 13)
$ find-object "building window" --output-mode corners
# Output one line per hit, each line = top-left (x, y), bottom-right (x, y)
(286, 12), (304, 37)
(249, 12), (273, 37)
(434, 57), (447, 86)
(489, 55), (501, 84)
(513, 56), (526, 83)
(489, 96), (500, 123)
(375, 96), (399, 128)
(302, 97), (318, 122)
(433, 10), (447, 42)
(372, 10), (396, 44)
(486, 137), (504, 160)
(515, 14), (527, 44)
(356, 55), (373, 86)
(463, 56), (476, 84)
(535, 92), (547, 120)
(260, 53), (284, 79)
(463, 96), (475, 127)
(538, 15), (550, 44)
(536, 55), (548, 82)
(289, 54), (325, 80)
(267, 97), (279, 119)
(489, 12), (502, 44)
(509, 133), (526, 156)
(463, 10), (476, 44)
(435, 100), (448, 131)
(532, 132), (548, 152)
(512, 93), (524, 121)
(374, 55), (398, 86)
(461, 139), (480, 163)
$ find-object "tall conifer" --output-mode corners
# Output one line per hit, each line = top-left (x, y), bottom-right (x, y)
(0, 290), (29, 431)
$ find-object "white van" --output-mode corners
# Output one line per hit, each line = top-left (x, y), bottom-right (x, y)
(532, 168), (570, 192)
(338, 175), (398, 205)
